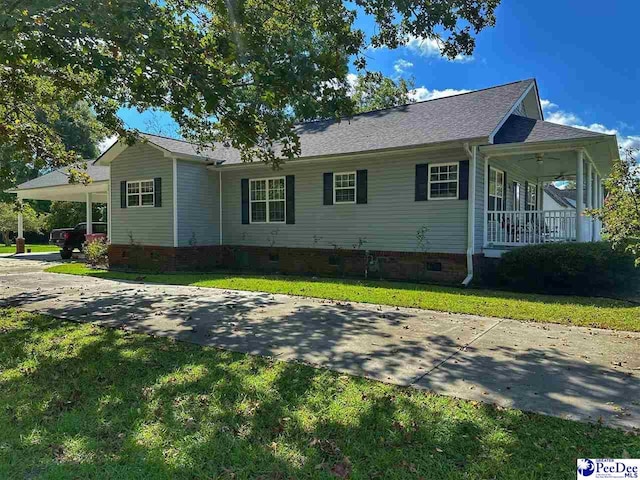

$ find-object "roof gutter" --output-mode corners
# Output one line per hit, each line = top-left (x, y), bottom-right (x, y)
(462, 143), (477, 287)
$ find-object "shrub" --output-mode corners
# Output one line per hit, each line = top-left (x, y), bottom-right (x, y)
(85, 237), (109, 267)
(496, 241), (638, 295)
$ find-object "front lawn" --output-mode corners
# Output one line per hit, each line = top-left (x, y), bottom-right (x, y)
(0, 244), (59, 254)
(46, 263), (640, 332)
(1, 308), (637, 479)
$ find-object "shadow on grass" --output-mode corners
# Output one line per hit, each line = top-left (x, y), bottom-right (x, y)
(50, 264), (639, 310)
(1, 311), (638, 479)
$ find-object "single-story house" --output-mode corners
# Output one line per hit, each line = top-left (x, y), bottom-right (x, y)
(543, 184), (577, 210)
(9, 78), (618, 284)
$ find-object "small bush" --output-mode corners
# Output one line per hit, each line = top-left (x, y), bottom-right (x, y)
(85, 238), (109, 267)
(496, 242), (638, 295)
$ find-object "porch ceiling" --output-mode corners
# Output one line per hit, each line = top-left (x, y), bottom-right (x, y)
(479, 136), (618, 179)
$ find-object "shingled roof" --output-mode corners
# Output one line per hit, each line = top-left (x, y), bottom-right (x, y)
(11, 161), (109, 191)
(493, 114), (603, 144)
(119, 79), (537, 165)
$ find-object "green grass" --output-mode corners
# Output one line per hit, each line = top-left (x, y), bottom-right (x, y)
(46, 263), (640, 332)
(0, 244), (59, 254)
(1, 308), (637, 479)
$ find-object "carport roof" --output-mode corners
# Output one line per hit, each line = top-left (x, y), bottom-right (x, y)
(8, 161), (109, 192)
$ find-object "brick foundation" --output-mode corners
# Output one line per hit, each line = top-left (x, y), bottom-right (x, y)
(109, 244), (472, 284)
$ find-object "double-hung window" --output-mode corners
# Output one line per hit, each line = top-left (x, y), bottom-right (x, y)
(428, 163), (458, 200)
(127, 179), (155, 207)
(527, 184), (537, 210)
(488, 167), (505, 210)
(334, 172), (356, 203)
(250, 177), (285, 223)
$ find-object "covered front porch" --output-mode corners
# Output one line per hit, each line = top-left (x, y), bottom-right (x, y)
(6, 161), (110, 253)
(479, 130), (617, 252)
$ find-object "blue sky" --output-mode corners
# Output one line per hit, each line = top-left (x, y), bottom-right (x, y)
(111, 0), (639, 152)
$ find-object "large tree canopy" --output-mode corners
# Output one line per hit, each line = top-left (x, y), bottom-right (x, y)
(1, 0), (500, 167)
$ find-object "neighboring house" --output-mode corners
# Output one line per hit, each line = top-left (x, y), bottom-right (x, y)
(543, 184), (576, 210)
(9, 79), (618, 284)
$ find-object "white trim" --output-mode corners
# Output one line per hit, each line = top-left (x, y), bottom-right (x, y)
(483, 156), (489, 248)
(488, 81), (535, 143)
(576, 149), (585, 242)
(248, 176), (286, 224)
(219, 169), (223, 245)
(86, 192), (93, 235)
(427, 162), (459, 200)
(172, 158), (178, 247)
(463, 144), (477, 286)
(126, 179), (155, 208)
(333, 171), (357, 204)
(107, 180), (112, 241)
(526, 182), (538, 211)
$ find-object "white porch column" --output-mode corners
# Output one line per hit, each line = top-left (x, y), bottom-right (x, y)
(592, 173), (599, 241)
(586, 162), (593, 241)
(536, 181), (543, 210)
(17, 210), (24, 239)
(107, 182), (112, 241)
(576, 150), (585, 242)
(86, 192), (93, 235)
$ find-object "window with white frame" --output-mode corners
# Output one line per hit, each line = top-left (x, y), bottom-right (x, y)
(428, 163), (458, 200)
(488, 167), (504, 210)
(250, 177), (285, 223)
(334, 172), (356, 203)
(527, 184), (537, 210)
(127, 179), (155, 207)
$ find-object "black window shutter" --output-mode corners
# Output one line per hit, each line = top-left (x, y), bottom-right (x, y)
(415, 164), (428, 201)
(524, 181), (529, 211)
(285, 175), (295, 224)
(241, 178), (249, 224)
(502, 171), (507, 210)
(120, 181), (127, 208)
(154, 177), (162, 207)
(356, 169), (367, 204)
(323, 172), (333, 205)
(458, 160), (469, 200)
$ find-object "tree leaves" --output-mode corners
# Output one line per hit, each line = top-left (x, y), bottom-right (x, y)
(1, 0), (501, 168)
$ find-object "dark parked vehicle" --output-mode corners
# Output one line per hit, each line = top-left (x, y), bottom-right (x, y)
(50, 222), (107, 259)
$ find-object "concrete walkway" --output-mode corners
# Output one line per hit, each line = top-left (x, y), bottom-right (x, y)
(1, 254), (639, 430)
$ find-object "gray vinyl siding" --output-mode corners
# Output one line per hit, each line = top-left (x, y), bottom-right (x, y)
(474, 155), (540, 249)
(110, 143), (174, 246)
(220, 147), (469, 254)
(176, 160), (220, 246)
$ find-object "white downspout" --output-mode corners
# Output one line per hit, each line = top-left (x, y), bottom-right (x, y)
(218, 169), (223, 245)
(463, 144), (477, 286)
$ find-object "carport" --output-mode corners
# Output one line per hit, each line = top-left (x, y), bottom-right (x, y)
(6, 161), (110, 253)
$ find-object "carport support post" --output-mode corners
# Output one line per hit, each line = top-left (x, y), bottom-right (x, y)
(16, 209), (24, 254)
(586, 162), (593, 241)
(575, 150), (585, 242)
(86, 192), (93, 235)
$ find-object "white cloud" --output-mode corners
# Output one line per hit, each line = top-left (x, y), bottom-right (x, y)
(405, 35), (472, 62)
(393, 59), (413, 74)
(540, 98), (640, 152)
(98, 135), (118, 153)
(409, 86), (471, 102)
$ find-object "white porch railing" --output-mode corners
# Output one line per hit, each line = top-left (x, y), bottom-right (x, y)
(487, 210), (577, 246)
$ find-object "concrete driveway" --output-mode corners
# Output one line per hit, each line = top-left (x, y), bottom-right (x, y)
(1, 254), (639, 430)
